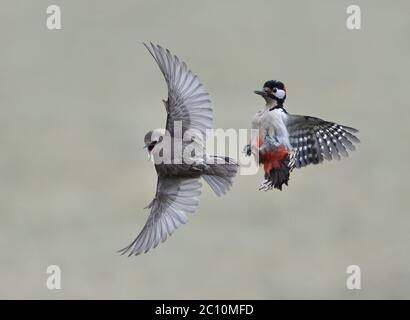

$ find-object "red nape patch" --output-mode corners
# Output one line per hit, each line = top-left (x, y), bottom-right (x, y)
(260, 145), (289, 173)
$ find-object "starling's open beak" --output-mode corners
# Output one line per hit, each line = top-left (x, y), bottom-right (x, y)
(254, 90), (268, 97)
(143, 144), (152, 161)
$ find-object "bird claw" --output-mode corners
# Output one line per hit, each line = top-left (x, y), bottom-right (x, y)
(242, 144), (252, 156)
(190, 162), (206, 172)
(264, 135), (281, 148)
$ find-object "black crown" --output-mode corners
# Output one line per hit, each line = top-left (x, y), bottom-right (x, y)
(263, 80), (286, 91)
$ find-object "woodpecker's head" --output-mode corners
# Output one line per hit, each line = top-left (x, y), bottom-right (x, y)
(254, 80), (287, 106)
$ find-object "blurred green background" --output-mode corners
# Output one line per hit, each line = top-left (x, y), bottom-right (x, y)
(0, 0), (409, 299)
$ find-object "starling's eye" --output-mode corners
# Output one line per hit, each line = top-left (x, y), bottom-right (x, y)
(272, 88), (277, 93)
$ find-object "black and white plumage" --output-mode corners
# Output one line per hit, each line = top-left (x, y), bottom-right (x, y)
(286, 115), (360, 168)
(249, 80), (360, 191)
(119, 43), (238, 256)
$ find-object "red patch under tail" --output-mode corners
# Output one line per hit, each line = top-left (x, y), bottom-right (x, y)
(259, 142), (293, 191)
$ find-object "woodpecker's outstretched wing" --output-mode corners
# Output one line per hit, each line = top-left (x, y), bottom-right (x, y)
(144, 43), (213, 141)
(119, 177), (202, 256)
(286, 115), (360, 168)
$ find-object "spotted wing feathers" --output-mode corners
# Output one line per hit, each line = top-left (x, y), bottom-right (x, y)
(286, 115), (360, 168)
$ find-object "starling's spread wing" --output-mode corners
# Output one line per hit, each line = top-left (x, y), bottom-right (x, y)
(286, 114), (360, 168)
(144, 43), (213, 141)
(119, 177), (202, 256)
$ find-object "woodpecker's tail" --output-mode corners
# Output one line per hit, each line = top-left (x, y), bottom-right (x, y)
(259, 147), (296, 191)
(202, 156), (238, 196)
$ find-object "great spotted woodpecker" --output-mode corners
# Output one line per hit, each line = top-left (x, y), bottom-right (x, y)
(246, 80), (360, 191)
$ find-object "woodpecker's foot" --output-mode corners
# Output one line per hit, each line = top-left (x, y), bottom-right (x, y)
(243, 144), (252, 156)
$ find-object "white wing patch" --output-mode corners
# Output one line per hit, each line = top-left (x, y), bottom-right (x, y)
(286, 115), (360, 168)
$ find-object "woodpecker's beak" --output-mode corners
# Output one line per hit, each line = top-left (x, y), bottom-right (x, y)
(254, 90), (268, 97)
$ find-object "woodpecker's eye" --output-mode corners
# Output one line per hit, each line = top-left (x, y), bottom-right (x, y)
(272, 88), (277, 93)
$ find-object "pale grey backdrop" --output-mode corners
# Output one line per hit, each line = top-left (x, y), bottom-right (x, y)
(0, 0), (409, 299)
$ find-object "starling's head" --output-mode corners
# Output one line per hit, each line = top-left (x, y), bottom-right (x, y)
(254, 80), (287, 106)
(143, 128), (165, 153)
